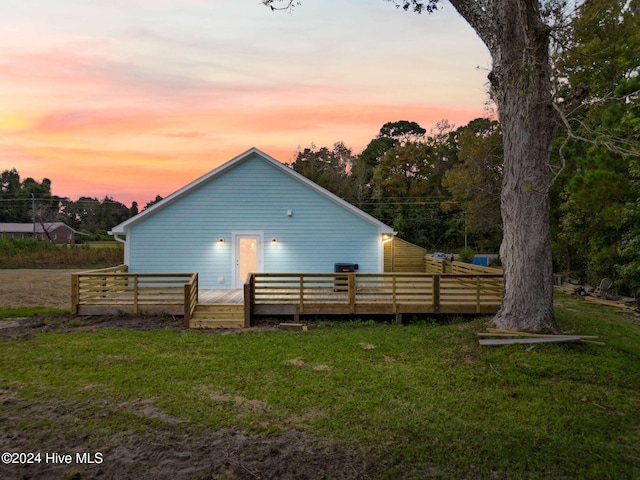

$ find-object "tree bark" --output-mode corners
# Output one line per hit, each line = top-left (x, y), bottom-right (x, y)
(451, 0), (560, 332)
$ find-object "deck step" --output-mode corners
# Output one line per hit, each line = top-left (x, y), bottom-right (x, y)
(189, 303), (245, 329)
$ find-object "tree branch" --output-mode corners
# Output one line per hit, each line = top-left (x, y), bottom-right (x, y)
(553, 102), (640, 158)
(261, 0), (299, 12)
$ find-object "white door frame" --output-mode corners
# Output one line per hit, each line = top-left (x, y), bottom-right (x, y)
(232, 232), (263, 288)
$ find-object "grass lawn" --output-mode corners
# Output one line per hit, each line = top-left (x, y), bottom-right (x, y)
(1, 292), (639, 479)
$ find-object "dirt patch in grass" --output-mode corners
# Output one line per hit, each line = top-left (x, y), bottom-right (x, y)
(0, 383), (371, 480)
(0, 269), (76, 310)
(0, 313), (185, 339)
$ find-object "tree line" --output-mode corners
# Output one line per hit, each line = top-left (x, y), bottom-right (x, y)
(0, 169), (163, 239)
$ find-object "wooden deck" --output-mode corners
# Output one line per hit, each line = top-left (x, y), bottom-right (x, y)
(72, 267), (503, 328)
(246, 272), (503, 321)
(199, 289), (244, 304)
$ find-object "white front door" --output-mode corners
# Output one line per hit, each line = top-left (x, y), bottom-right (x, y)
(233, 233), (262, 288)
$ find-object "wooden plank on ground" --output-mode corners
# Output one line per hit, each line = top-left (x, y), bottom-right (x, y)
(479, 331), (600, 339)
(582, 296), (635, 310)
(479, 336), (583, 346)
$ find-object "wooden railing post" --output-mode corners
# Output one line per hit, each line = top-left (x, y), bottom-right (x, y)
(299, 275), (304, 314)
(184, 281), (192, 327)
(392, 274), (397, 313)
(348, 274), (356, 313)
(433, 274), (440, 314)
(132, 275), (139, 314)
(243, 274), (253, 328)
(476, 276), (481, 313)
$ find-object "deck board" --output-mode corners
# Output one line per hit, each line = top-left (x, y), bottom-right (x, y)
(198, 289), (244, 304)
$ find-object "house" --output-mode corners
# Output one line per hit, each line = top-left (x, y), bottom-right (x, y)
(0, 222), (82, 244)
(109, 148), (396, 289)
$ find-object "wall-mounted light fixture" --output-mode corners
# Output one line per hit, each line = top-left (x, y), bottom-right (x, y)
(218, 238), (225, 245)
(382, 234), (393, 243)
(271, 238), (278, 245)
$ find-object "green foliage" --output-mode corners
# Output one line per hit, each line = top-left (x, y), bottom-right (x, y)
(458, 247), (475, 263)
(378, 120), (426, 142)
(371, 139), (461, 250)
(0, 235), (56, 255)
(289, 142), (355, 200)
(550, 0), (640, 292)
(2, 293), (640, 478)
(617, 157), (640, 294)
(1, 168), (142, 234)
(0, 237), (123, 268)
(61, 196), (133, 232)
(0, 169), (61, 223)
(442, 119), (503, 251)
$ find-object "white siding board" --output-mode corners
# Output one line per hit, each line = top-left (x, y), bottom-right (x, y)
(126, 153), (386, 288)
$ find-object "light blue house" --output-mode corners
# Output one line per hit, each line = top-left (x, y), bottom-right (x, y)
(110, 148), (395, 289)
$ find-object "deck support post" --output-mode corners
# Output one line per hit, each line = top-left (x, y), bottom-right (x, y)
(184, 282), (192, 327)
(433, 274), (440, 314)
(395, 313), (403, 324)
(71, 274), (79, 314)
(244, 279), (252, 328)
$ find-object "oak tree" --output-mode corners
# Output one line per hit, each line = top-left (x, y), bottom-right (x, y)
(263, 0), (585, 332)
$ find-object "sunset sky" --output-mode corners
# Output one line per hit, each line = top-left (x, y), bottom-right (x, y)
(1, 0), (491, 207)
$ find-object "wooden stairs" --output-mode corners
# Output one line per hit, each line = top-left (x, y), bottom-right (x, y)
(189, 304), (245, 328)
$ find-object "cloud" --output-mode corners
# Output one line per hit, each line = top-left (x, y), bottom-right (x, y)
(0, 0), (490, 208)
(161, 131), (208, 139)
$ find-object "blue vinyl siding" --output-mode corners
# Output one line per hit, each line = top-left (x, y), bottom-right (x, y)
(126, 153), (383, 288)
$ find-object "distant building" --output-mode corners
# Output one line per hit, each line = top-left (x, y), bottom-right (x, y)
(0, 222), (84, 244)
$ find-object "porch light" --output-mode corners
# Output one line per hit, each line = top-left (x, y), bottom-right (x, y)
(382, 234), (393, 243)
(271, 238), (278, 245)
(218, 238), (225, 245)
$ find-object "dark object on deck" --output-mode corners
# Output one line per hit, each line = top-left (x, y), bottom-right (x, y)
(334, 263), (359, 272)
(334, 263), (358, 291)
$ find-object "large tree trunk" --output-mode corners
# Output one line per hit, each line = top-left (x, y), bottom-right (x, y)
(452, 0), (560, 332)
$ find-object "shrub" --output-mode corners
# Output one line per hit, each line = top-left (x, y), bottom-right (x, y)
(457, 247), (476, 263)
(0, 236), (123, 268)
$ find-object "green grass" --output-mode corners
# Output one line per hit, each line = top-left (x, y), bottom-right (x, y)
(1, 294), (639, 479)
(0, 307), (68, 318)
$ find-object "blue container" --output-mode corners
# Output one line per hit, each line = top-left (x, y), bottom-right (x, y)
(472, 256), (490, 266)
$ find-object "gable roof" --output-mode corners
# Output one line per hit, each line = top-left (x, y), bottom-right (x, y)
(110, 147), (395, 235)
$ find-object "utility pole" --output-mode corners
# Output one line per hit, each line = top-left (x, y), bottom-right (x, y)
(464, 210), (468, 250)
(31, 193), (36, 238)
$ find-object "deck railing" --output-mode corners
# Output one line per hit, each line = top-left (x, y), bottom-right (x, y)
(71, 265), (198, 318)
(246, 272), (503, 319)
